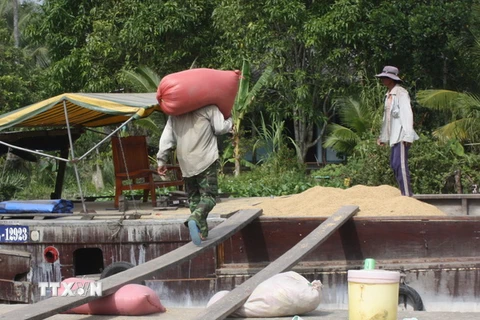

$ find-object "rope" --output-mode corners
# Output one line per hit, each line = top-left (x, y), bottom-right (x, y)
(108, 217), (125, 239)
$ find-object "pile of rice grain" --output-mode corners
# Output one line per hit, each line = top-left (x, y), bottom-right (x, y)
(254, 185), (445, 217)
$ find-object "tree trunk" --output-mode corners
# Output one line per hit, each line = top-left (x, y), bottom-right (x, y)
(442, 53), (448, 89)
(13, 0), (19, 48)
(233, 133), (240, 177)
(92, 148), (104, 190)
(454, 169), (462, 194)
(292, 107), (321, 164)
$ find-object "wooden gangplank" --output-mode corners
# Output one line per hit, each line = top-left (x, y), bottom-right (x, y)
(193, 205), (359, 320)
(0, 209), (262, 320)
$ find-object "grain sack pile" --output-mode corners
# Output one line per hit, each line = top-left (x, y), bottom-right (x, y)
(255, 185), (445, 217)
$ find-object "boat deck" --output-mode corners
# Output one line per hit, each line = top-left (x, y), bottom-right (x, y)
(2, 194), (480, 319)
(1, 191), (478, 221)
(0, 305), (479, 320)
(0, 196), (269, 221)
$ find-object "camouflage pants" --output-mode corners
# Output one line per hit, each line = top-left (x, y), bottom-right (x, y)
(184, 161), (218, 238)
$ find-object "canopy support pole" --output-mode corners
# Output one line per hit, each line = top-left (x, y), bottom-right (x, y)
(62, 100), (87, 213)
(0, 115), (136, 163)
(76, 116), (136, 162)
(0, 114), (138, 208)
(0, 141), (69, 162)
(52, 148), (68, 199)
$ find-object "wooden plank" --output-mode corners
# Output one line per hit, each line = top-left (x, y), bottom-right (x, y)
(153, 206), (179, 211)
(0, 209), (262, 320)
(193, 205), (359, 320)
(0, 214), (74, 219)
(0, 213), (152, 219)
(414, 194), (480, 200)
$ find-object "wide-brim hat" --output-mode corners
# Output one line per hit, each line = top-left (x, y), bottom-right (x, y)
(375, 66), (402, 82)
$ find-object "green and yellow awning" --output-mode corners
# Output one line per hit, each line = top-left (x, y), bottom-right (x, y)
(0, 93), (160, 130)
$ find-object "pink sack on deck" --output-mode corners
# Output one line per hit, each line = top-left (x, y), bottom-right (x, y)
(60, 278), (167, 316)
(156, 68), (241, 118)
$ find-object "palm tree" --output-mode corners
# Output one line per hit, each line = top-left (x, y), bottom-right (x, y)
(414, 4), (480, 146)
(323, 79), (384, 156)
(0, 0), (50, 66)
(120, 66), (163, 136)
(1, 0), (31, 47)
(416, 89), (480, 144)
(323, 97), (373, 155)
(121, 66), (161, 93)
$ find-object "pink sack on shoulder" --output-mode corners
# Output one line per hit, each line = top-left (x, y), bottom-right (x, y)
(156, 68), (241, 118)
(60, 278), (166, 316)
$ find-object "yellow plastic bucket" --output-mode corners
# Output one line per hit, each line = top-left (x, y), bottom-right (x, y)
(348, 269), (400, 320)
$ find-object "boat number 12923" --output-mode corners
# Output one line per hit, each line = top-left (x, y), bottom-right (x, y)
(0, 225), (29, 242)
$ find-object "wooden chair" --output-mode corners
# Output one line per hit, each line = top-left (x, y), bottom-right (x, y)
(111, 135), (184, 208)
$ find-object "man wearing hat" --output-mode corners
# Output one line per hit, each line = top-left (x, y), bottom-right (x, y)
(375, 66), (419, 196)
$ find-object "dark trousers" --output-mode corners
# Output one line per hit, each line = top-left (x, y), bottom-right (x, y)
(390, 142), (413, 196)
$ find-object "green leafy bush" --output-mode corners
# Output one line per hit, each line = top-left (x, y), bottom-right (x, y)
(219, 168), (314, 197)
(409, 135), (480, 194)
(0, 171), (27, 201)
(219, 145), (315, 197)
(311, 134), (480, 194)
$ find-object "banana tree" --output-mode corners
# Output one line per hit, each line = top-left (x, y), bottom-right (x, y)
(232, 60), (273, 176)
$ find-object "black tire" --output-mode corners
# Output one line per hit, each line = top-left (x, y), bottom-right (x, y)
(399, 283), (425, 311)
(100, 261), (134, 279)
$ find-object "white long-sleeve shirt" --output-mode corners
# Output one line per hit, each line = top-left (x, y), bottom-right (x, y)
(156, 105), (232, 177)
(378, 85), (419, 146)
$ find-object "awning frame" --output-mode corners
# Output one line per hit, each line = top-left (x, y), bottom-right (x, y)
(0, 93), (160, 212)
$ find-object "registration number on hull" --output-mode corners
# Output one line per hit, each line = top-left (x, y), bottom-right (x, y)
(0, 225), (29, 242)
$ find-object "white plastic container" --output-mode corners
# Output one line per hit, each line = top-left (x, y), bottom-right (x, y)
(348, 269), (400, 320)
